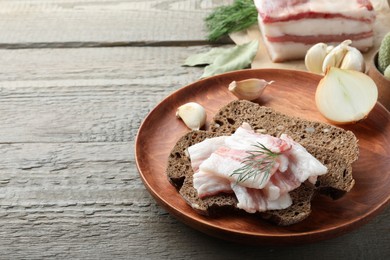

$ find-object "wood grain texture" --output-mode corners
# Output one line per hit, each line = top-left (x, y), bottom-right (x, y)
(0, 0), (389, 256)
(0, 46), (388, 258)
(0, 0), (232, 48)
(0, 47), (208, 143)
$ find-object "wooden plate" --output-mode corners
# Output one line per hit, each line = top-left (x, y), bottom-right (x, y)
(135, 69), (390, 245)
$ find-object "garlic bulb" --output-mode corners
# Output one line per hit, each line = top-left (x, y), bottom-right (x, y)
(305, 40), (366, 74)
(340, 46), (365, 72)
(305, 43), (329, 74)
(176, 102), (207, 130)
(228, 78), (273, 101)
(322, 40), (351, 73)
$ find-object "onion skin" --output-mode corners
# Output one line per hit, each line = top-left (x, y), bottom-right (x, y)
(315, 67), (378, 125)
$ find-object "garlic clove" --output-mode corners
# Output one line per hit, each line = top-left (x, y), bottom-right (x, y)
(340, 46), (365, 72)
(326, 45), (335, 53)
(176, 102), (207, 130)
(228, 78), (273, 101)
(322, 40), (352, 73)
(305, 43), (329, 74)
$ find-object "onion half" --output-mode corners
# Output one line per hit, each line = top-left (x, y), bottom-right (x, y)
(315, 67), (378, 124)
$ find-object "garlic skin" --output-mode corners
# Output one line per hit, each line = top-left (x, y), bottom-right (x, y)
(176, 102), (207, 130)
(228, 78), (273, 101)
(340, 46), (365, 72)
(305, 43), (329, 74)
(322, 40), (352, 73)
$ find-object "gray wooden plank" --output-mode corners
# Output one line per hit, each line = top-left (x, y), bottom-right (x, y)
(0, 46), (210, 143)
(0, 0), (232, 48)
(0, 45), (207, 82)
(0, 46), (389, 258)
(0, 141), (388, 259)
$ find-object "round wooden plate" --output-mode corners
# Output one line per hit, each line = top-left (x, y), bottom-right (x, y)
(135, 69), (390, 245)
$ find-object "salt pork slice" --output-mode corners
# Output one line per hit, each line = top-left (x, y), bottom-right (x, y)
(254, 0), (376, 62)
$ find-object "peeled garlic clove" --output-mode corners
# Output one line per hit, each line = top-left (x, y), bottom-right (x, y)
(176, 102), (206, 130)
(322, 40), (352, 73)
(315, 67), (378, 124)
(228, 78), (273, 101)
(305, 43), (329, 74)
(340, 46), (365, 72)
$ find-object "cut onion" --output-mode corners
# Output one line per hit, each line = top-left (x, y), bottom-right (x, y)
(315, 67), (378, 124)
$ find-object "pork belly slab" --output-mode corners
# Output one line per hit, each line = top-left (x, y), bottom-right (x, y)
(254, 0), (376, 62)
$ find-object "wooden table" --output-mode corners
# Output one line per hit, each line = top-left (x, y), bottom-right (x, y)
(0, 1), (389, 258)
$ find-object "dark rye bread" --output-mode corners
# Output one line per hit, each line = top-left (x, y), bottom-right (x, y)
(260, 182), (315, 226)
(166, 100), (359, 225)
(167, 131), (353, 225)
(261, 145), (354, 225)
(167, 131), (224, 189)
(210, 100), (359, 165)
(167, 130), (239, 215)
(209, 100), (358, 198)
(306, 145), (354, 199)
(167, 129), (315, 223)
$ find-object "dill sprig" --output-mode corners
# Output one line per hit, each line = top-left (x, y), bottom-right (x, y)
(231, 143), (280, 186)
(205, 0), (258, 42)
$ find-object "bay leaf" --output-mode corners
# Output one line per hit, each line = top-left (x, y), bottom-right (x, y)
(201, 40), (258, 78)
(183, 48), (231, 66)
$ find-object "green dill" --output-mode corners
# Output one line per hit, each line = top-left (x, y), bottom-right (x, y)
(230, 143), (280, 186)
(205, 0), (258, 42)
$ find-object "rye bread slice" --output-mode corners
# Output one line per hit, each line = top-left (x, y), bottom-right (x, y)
(166, 130), (238, 215)
(167, 131), (353, 225)
(210, 100), (359, 165)
(306, 145), (354, 199)
(260, 182), (315, 226)
(167, 131), (224, 189)
(263, 145), (354, 225)
(166, 100), (359, 225)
